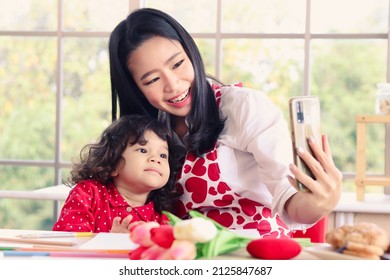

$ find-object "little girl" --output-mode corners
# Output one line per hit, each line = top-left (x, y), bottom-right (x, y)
(53, 115), (178, 233)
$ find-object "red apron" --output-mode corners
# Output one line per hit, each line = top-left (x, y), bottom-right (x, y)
(175, 84), (292, 238)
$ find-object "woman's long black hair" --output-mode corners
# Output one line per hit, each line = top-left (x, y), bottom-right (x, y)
(109, 8), (225, 156)
(67, 115), (179, 213)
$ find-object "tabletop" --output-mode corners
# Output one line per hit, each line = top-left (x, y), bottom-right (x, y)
(0, 228), (369, 260)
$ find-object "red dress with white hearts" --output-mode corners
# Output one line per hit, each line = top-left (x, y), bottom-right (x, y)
(174, 84), (293, 238)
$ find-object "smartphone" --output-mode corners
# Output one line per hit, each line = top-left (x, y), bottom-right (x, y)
(289, 96), (322, 191)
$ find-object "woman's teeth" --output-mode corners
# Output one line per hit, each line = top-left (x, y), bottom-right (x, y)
(169, 90), (189, 103)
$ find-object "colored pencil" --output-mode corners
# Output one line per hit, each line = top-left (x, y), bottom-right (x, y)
(17, 232), (94, 239)
(0, 237), (76, 247)
(0, 247), (18, 251)
(1, 251), (50, 257)
(19, 247), (131, 254)
(0, 250), (129, 258)
(49, 251), (129, 258)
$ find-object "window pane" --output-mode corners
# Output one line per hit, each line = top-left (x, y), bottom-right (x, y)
(61, 167), (72, 184)
(0, 165), (56, 229)
(221, 0), (306, 33)
(144, 0), (217, 33)
(311, 0), (388, 33)
(311, 39), (387, 178)
(0, 166), (55, 191)
(195, 39), (216, 77)
(0, 37), (56, 160)
(0, 199), (58, 230)
(63, 0), (129, 31)
(62, 38), (111, 162)
(221, 39), (304, 117)
(0, 0), (57, 31)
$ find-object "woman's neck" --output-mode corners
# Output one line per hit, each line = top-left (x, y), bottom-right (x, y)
(172, 116), (188, 139)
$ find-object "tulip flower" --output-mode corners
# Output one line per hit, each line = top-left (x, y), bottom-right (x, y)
(166, 240), (197, 260)
(129, 221), (160, 247)
(128, 210), (256, 260)
(150, 225), (175, 248)
(164, 211), (253, 259)
(173, 217), (217, 243)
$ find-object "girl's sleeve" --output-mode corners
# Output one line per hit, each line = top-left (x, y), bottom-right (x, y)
(52, 182), (96, 232)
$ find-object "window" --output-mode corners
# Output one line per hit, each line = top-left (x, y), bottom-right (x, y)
(1, 0), (389, 229)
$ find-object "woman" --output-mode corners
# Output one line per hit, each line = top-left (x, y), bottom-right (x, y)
(108, 8), (342, 237)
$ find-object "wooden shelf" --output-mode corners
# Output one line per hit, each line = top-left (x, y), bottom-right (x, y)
(354, 115), (390, 201)
(355, 176), (390, 186)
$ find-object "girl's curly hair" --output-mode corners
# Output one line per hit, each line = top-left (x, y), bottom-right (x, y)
(66, 114), (179, 212)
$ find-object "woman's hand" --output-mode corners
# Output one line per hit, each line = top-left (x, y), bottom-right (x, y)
(286, 134), (343, 223)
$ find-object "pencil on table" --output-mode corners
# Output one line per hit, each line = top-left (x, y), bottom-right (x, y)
(0, 237), (76, 247)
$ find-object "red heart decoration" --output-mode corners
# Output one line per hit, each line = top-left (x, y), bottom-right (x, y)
(186, 153), (197, 162)
(183, 164), (191, 174)
(185, 177), (207, 203)
(206, 150), (217, 161)
(253, 213), (262, 220)
(257, 220), (272, 235)
(207, 163), (220, 181)
(185, 202), (193, 209)
(214, 194), (234, 207)
(192, 158), (207, 176)
(206, 210), (234, 228)
(261, 207), (272, 218)
(238, 198), (262, 216)
(217, 182), (230, 194)
(208, 187), (218, 195)
(247, 238), (301, 260)
(236, 215), (245, 225)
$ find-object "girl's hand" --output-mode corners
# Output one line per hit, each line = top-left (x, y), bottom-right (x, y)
(288, 134), (343, 220)
(110, 215), (134, 233)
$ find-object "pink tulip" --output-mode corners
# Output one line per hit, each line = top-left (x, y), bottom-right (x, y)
(150, 225), (175, 248)
(166, 240), (197, 260)
(130, 221), (160, 247)
(140, 244), (167, 260)
(129, 246), (149, 260)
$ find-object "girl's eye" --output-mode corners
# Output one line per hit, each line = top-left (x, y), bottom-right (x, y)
(160, 153), (168, 159)
(138, 148), (147, 153)
(172, 59), (184, 69)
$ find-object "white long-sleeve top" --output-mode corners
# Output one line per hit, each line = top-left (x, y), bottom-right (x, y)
(216, 85), (301, 228)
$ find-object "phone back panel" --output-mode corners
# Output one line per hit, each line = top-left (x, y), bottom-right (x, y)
(289, 96), (322, 191)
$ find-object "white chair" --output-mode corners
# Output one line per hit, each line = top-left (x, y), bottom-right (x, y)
(0, 185), (71, 219)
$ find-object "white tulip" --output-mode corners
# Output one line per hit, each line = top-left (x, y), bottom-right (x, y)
(173, 217), (217, 243)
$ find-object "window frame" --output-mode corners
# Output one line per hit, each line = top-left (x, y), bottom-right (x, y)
(0, 0), (389, 193)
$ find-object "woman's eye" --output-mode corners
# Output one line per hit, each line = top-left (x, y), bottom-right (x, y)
(144, 77), (159, 86)
(172, 59), (184, 69)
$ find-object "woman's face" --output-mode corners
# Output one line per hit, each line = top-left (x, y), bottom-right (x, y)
(127, 36), (195, 118)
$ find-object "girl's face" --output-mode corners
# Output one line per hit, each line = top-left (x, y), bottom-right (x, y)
(112, 130), (170, 194)
(127, 36), (195, 118)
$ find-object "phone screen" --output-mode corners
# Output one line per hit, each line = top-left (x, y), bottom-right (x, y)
(289, 96), (322, 191)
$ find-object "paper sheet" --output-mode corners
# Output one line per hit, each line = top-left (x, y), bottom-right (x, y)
(78, 233), (138, 250)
